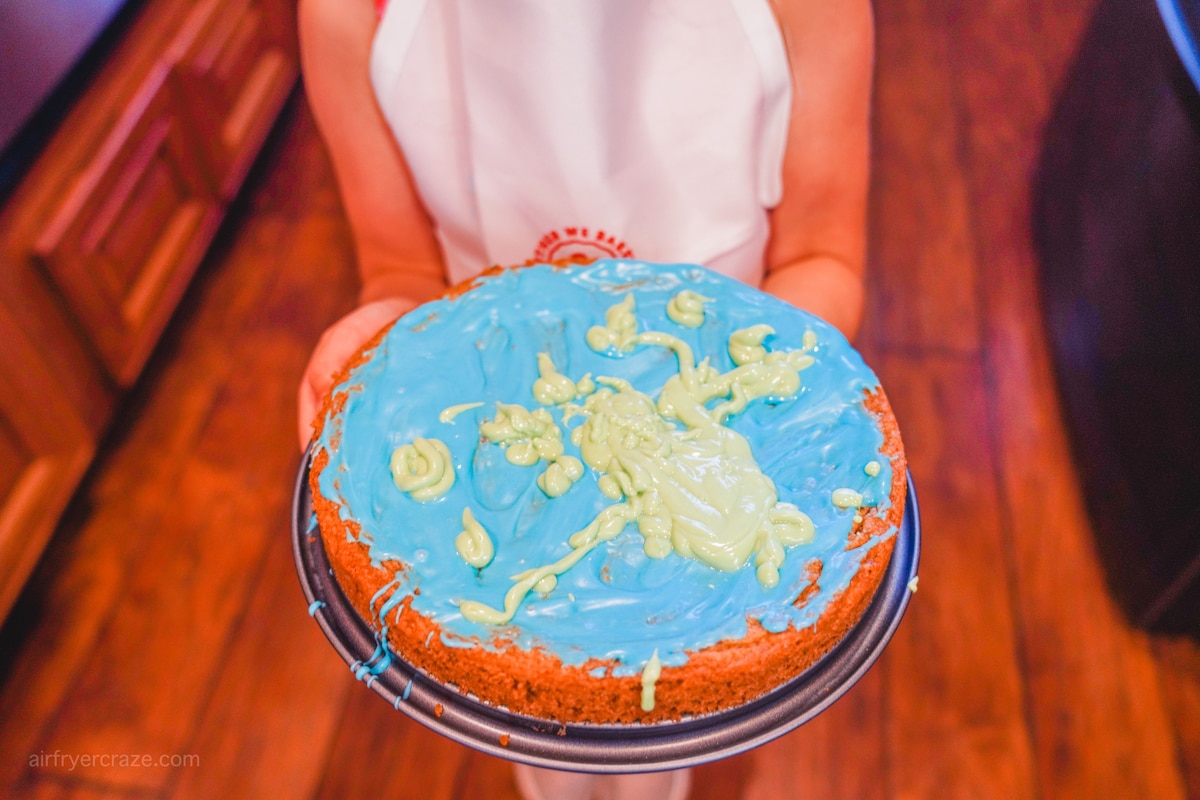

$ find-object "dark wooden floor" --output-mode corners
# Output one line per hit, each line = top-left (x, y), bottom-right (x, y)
(3, 1), (1200, 798)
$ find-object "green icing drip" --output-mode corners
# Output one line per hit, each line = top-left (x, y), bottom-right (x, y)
(586, 294), (639, 352)
(438, 401), (484, 423)
(832, 488), (864, 509)
(533, 352), (579, 405)
(455, 508), (495, 569)
(641, 649), (663, 712)
(459, 502), (635, 624)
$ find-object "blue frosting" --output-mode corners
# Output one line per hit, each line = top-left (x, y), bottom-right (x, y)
(315, 260), (896, 677)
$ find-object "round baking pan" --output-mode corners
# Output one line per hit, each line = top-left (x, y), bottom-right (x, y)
(293, 450), (920, 772)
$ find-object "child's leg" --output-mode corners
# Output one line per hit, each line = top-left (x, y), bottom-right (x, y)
(595, 769), (692, 800)
(513, 764), (691, 800)
(513, 764), (598, 800)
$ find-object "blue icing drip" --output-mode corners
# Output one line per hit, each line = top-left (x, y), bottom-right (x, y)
(315, 260), (897, 672)
(354, 630), (395, 684)
(308, 600), (326, 616)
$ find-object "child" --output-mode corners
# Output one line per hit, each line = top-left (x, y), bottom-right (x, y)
(296, 0), (873, 796)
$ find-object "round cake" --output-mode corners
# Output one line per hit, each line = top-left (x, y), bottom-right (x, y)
(308, 259), (906, 725)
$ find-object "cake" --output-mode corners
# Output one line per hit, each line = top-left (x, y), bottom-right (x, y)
(308, 259), (906, 725)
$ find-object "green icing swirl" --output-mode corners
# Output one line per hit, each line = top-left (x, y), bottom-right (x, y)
(666, 289), (712, 328)
(390, 438), (455, 501)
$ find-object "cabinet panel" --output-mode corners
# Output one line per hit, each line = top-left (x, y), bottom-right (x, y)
(0, 305), (94, 621)
(172, 0), (298, 198)
(0, 416), (29, 507)
(31, 62), (225, 386)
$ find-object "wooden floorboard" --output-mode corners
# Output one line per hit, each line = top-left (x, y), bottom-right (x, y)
(452, 751), (527, 800)
(1, 3), (1199, 799)
(29, 127), (351, 792)
(313, 690), (471, 800)
(741, 669), (886, 800)
(164, 528), (356, 800)
(863, 0), (981, 356)
(23, 775), (141, 800)
(940, 1), (1189, 796)
(873, 353), (1038, 800)
(1154, 635), (1200, 795)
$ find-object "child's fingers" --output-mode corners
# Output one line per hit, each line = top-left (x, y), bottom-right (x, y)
(298, 379), (319, 452)
(297, 297), (419, 452)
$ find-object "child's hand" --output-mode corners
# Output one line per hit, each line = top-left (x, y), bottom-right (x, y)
(297, 297), (419, 451)
(761, 255), (864, 341)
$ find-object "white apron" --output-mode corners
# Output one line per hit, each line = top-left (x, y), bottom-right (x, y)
(370, 0), (792, 286)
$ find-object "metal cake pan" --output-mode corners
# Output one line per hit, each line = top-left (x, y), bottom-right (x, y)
(292, 449), (920, 772)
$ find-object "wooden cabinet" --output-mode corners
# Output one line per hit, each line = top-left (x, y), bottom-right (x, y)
(0, 306), (96, 619)
(170, 0), (299, 198)
(32, 63), (225, 384)
(0, 0), (297, 621)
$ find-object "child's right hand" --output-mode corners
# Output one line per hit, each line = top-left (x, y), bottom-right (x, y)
(297, 296), (419, 451)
